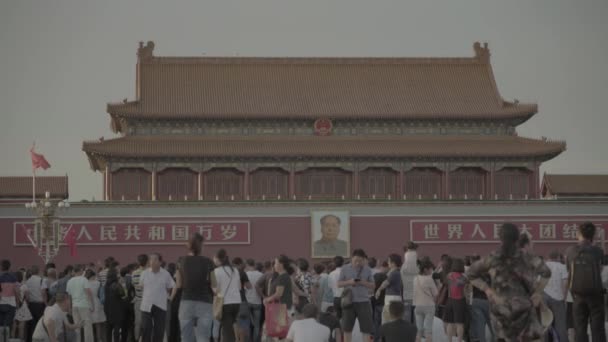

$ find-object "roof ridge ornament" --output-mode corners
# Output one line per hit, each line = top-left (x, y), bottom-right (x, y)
(137, 41), (155, 62)
(473, 42), (490, 63)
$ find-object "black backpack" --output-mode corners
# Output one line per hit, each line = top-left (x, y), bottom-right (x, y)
(570, 246), (603, 295)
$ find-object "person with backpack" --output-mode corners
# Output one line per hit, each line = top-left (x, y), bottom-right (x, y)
(565, 222), (606, 342)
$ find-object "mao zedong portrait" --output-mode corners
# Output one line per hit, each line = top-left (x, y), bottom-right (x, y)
(313, 214), (348, 257)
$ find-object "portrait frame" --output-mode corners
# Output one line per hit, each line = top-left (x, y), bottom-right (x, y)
(310, 209), (351, 259)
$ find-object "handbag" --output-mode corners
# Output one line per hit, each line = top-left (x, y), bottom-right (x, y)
(434, 283), (448, 319)
(213, 267), (234, 321)
(265, 302), (290, 338)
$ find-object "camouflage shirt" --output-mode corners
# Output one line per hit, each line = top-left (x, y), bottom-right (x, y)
(466, 249), (551, 341)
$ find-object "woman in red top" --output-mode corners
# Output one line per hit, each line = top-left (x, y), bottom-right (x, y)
(443, 258), (466, 342)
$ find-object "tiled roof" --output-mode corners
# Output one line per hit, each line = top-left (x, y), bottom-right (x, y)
(0, 176), (69, 199)
(83, 135), (565, 170)
(107, 42), (537, 132)
(542, 174), (608, 196)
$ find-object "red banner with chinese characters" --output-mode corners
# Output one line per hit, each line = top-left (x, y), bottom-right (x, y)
(13, 220), (250, 246)
(410, 219), (607, 243)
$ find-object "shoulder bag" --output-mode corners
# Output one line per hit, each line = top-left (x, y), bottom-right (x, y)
(213, 267), (234, 321)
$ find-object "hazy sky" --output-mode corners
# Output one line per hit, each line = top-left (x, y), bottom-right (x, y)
(1, 0), (607, 201)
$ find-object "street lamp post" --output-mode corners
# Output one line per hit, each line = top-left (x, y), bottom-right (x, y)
(24, 191), (70, 264)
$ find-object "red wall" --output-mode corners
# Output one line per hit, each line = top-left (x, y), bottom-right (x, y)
(2, 215), (607, 270)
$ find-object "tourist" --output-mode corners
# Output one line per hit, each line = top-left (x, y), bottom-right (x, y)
(104, 268), (127, 342)
(285, 303), (330, 342)
(310, 263), (324, 308)
(31, 293), (82, 342)
(372, 261), (388, 342)
(213, 249), (242, 342)
(565, 222), (606, 342)
(413, 258), (437, 342)
(25, 265), (48, 342)
(443, 258), (467, 342)
(328, 256), (344, 320)
(543, 250), (568, 342)
(254, 261), (275, 301)
(140, 253), (175, 342)
(467, 222), (552, 341)
(55, 265), (74, 295)
(368, 258), (379, 275)
(172, 233), (215, 342)
(13, 270), (32, 341)
(0, 259), (19, 342)
(263, 255), (294, 330)
(98, 257), (115, 287)
(338, 248), (375, 342)
(379, 301), (417, 342)
(245, 259), (263, 342)
(85, 270), (105, 342)
(167, 262), (181, 342)
(131, 253), (148, 341)
(230, 257), (252, 342)
(375, 254), (403, 325)
(468, 255), (494, 342)
(401, 242), (418, 323)
(318, 306), (341, 342)
(44, 269), (58, 306)
(66, 264), (95, 342)
(294, 259), (312, 312)
(318, 263), (334, 313)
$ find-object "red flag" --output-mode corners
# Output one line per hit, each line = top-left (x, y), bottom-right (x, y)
(64, 228), (77, 257)
(30, 146), (51, 171)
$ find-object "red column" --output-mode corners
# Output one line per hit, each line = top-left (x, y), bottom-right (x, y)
(489, 167), (495, 200)
(533, 163), (540, 199)
(151, 170), (157, 201)
(198, 171), (202, 200)
(443, 168), (449, 200)
(398, 170), (404, 199)
(244, 169), (250, 200)
(289, 169), (296, 199)
(353, 169), (359, 199)
(108, 169), (113, 201)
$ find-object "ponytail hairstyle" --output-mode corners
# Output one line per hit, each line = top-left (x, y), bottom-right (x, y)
(499, 223), (520, 257)
(216, 249), (231, 267)
(188, 233), (204, 256)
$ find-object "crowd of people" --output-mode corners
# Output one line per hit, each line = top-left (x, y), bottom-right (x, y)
(0, 221), (607, 342)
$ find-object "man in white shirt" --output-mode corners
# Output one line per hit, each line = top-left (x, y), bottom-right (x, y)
(245, 259), (264, 342)
(286, 304), (330, 342)
(544, 250), (568, 342)
(140, 253), (175, 342)
(66, 265), (95, 342)
(328, 256), (344, 320)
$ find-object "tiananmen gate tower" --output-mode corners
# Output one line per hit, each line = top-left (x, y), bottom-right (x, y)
(82, 41), (565, 202)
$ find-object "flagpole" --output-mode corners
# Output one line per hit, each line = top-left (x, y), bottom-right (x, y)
(33, 168), (36, 203)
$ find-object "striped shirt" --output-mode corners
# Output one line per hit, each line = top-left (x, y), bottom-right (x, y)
(132, 267), (145, 300)
(98, 269), (109, 287)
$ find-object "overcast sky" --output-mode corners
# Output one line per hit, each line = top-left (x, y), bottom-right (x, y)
(1, 0), (607, 201)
